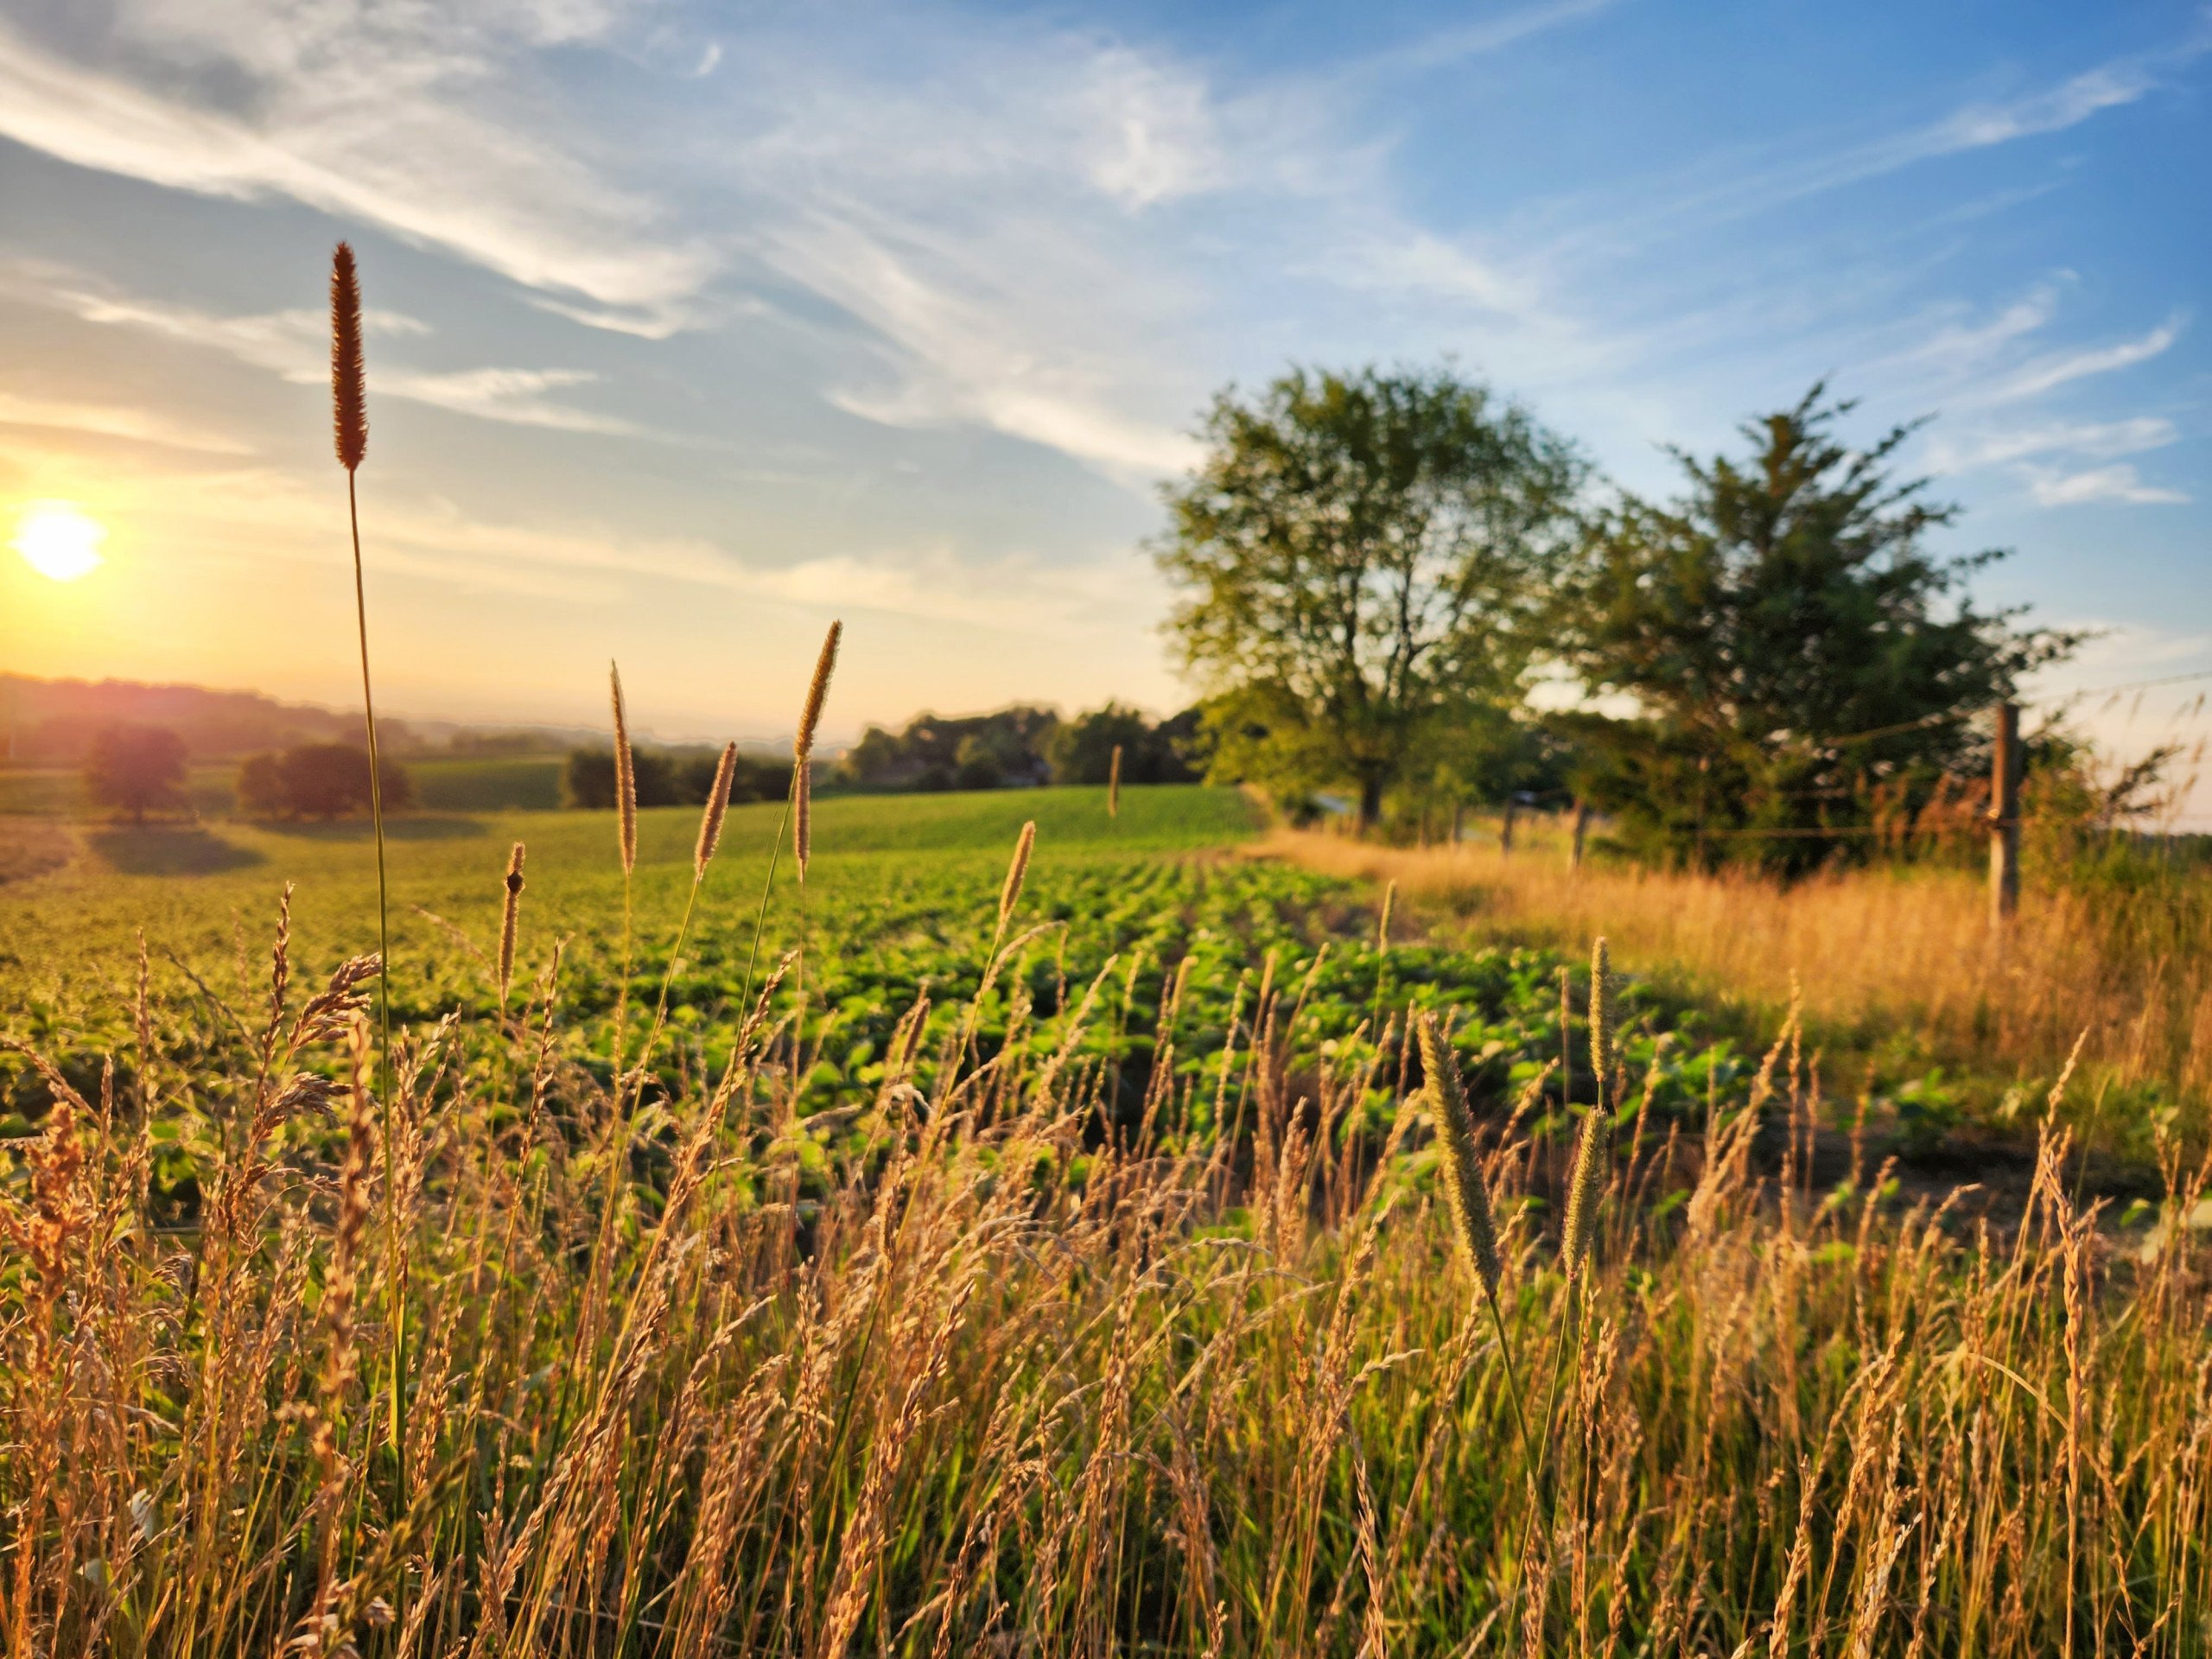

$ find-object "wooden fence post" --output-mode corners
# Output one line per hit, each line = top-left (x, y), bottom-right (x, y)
(1499, 797), (1517, 855)
(1571, 799), (1591, 870)
(1451, 803), (1465, 845)
(1988, 700), (2021, 925)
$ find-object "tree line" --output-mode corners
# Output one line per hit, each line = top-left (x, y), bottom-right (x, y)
(73, 731), (417, 823)
(1153, 368), (2155, 874)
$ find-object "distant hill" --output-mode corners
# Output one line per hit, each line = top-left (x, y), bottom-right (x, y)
(0, 674), (594, 766)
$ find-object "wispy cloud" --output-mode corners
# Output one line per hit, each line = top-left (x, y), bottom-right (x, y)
(1925, 61), (2167, 152)
(1531, 25), (2207, 273)
(0, 6), (714, 334)
(127, 454), (1165, 638)
(1971, 318), (2187, 405)
(385, 370), (640, 436)
(2024, 463), (2190, 507)
(18, 268), (642, 436)
(1347, 0), (1618, 79)
(0, 390), (253, 454)
(1926, 415), (2178, 473)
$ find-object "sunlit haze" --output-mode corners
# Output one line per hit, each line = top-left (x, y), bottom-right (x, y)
(0, 0), (2204, 810)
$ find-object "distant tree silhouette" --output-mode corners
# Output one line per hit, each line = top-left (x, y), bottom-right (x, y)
(236, 743), (413, 820)
(85, 724), (189, 823)
(840, 707), (1058, 792)
(236, 752), (287, 819)
(1046, 702), (1203, 786)
(563, 747), (677, 810)
(677, 749), (791, 807)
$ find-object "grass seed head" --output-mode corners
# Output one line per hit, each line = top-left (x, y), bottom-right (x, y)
(796, 620), (842, 762)
(329, 243), (367, 473)
(1108, 744), (1122, 819)
(696, 742), (737, 876)
(999, 820), (1037, 932)
(497, 842), (525, 1003)
(1560, 1104), (1609, 1283)
(610, 661), (637, 876)
(1417, 1012), (1501, 1299)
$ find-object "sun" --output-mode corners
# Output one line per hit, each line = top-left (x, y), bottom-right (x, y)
(12, 504), (107, 582)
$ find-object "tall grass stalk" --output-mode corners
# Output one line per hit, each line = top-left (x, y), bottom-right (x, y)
(608, 661), (639, 1091)
(329, 238), (407, 1518)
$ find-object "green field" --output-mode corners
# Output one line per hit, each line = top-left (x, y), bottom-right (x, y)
(0, 753), (567, 818)
(6, 781), (2208, 1655)
(3, 785), (1261, 1007)
(1, 783), (1728, 1135)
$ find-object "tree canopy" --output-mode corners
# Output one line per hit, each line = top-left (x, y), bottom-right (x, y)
(85, 724), (190, 823)
(1155, 365), (1586, 830)
(238, 743), (414, 821)
(1562, 386), (2077, 873)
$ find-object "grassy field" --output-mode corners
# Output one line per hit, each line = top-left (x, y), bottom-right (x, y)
(3, 785), (1261, 1030)
(5, 780), (2212, 1654)
(0, 753), (566, 819)
(1274, 821), (2212, 1160)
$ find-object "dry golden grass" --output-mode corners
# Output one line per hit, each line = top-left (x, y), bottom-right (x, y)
(7, 861), (2212, 1656)
(1266, 820), (2212, 1112)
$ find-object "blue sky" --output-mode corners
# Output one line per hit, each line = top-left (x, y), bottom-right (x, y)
(0, 0), (2205, 813)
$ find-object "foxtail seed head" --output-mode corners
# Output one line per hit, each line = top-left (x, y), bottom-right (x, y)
(796, 620), (842, 761)
(329, 244), (367, 472)
(999, 820), (1036, 931)
(610, 662), (637, 876)
(497, 842), (525, 1003)
(1417, 1013), (1501, 1299)
(1108, 744), (1122, 819)
(1559, 1106), (1609, 1284)
(696, 742), (736, 876)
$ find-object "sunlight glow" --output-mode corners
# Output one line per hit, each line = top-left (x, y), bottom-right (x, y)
(12, 504), (107, 582)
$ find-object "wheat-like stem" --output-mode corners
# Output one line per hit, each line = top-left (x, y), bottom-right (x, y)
(331, 239), (405, 1520)
(609, 662), (638, 1095)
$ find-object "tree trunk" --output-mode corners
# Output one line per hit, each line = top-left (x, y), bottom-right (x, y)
(1356, 775), (1385, 838)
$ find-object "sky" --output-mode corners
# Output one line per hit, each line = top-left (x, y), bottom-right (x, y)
(0, 0), (2206, 813)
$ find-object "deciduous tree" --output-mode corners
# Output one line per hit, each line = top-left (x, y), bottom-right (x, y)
(1156, 365), (1585, 832)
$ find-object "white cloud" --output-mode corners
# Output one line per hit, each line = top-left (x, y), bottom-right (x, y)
(1876, 283), (2069, 378)
(131, 456), (1166, 636)
(1349, 0), (1618, 79)
(1927, 415), (2178, 473)
(385, 369), (639, 435)
(1925, 63), (2163, 152)
(2024, 463), (2190, 507)
(1974, 319), (2186, 405)
(20, 270), (639, 436)
(1535, 29), (2203, 269)
(1077, 48), (1226, 208)
(0, 8), (714, 332)
(0, 391), (254, 454)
